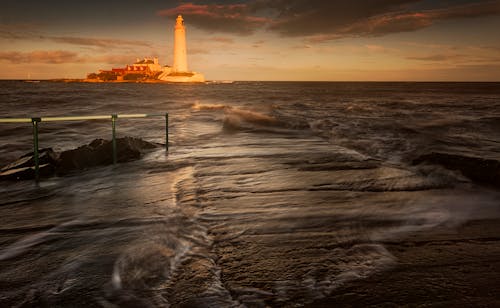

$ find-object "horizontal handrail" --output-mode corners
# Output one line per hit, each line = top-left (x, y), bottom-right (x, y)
(0, 113), (165, 123)
(0, 118), (32, 123)
(0, 113), (169, 181)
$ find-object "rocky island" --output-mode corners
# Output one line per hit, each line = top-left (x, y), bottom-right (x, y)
(85, 15), (204, 83)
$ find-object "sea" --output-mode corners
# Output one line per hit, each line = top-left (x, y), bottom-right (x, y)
(1, 81), (500, 306)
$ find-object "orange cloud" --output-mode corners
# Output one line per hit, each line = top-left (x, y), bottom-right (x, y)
(406, 53), (500, 64)
(158, 3), (248, 18)
(365, 44), (388, 52)
(0, 50), (142, 65)
(188, 47), (211, 55)
(50, 37), (152, 48)
(92, 54), (142, 65)
(211, 36), (235, 44)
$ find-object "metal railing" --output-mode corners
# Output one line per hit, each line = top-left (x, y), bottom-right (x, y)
(0, 113), (169, 181)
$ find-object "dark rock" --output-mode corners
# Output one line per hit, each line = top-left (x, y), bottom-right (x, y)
(0, 148), (58, 172)
(57, 137), (158, 174)
(0, 163), (55, 181)
(0, 137), (159, 180)
(413, 152), (500, 187)
(0, 148), (58, 180)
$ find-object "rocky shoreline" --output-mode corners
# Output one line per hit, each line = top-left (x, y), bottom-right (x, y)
(0, 137), (159, 181)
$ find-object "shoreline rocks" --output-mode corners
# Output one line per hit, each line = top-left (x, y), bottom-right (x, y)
(1, 137), (160, 181)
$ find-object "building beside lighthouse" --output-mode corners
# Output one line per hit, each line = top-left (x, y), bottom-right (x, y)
(159, 15), (205, 83)
(85, 15), (204, 83)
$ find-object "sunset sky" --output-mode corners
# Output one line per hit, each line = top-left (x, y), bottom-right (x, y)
(1, 0), (500, 81)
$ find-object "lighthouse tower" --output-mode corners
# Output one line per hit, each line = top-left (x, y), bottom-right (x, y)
(173, 15), (188, 73)
(158, 15), (205, 82)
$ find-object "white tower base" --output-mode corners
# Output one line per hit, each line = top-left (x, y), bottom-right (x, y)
(158, 71), (205, 83)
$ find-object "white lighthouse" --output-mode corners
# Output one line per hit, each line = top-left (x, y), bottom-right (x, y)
(159, 15), (205, 82)
(173, 15), (188, 73)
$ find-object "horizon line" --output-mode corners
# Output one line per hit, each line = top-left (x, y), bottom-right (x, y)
(1, 79), (500, 83)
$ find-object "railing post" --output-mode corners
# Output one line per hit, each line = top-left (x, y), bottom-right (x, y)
(31, 117), (41, 181)
(111, 114), (117, 164)
(165, 113), (169, 151)
(1, 113), (169, 178)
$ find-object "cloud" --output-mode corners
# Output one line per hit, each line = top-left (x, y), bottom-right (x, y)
(252, 40), (266, 48)
(157, 2), (269, 35)
(50, 37), (153, 48)
(0, 24), (44, 40)
(480, 45), (500, 52)
(265, 0), (420, 36)
(188, 47), (211, 54)
(92, 54), (141, 65)
(0, 25), (153, 49)
(211, 36), (234, 44)
(291, 44), (313, 49)
(406, 53), (500, 64)
(365, 44), (389, 52)
(286, 0), (500, 41)
(158, 1), (500, 40)
(428, 1), (500, 19)
(407, 54), (460, 61)
(0, 50), (141, 65)
(0, 50), (83, 64)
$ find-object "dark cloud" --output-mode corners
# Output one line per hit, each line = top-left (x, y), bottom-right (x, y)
(407, 54), (461, 61)
(0, 24), (43, 40)
(0, 50), (82, 64)
(158, 1), (500, 40)
(429, 0), (500, 19)
(157, 3), (269, 35)
(407, 53), (500, 63)
(0, 25), (152, 48)
(263, 0), (420, 36)
(269, 0), (500, 39)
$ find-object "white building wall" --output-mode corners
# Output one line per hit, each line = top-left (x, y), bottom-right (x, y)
(173, 15), (188, 73)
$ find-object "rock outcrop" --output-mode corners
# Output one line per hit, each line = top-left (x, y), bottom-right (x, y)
(0, 148), (58, 180)
(1, 137), (160, 181)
